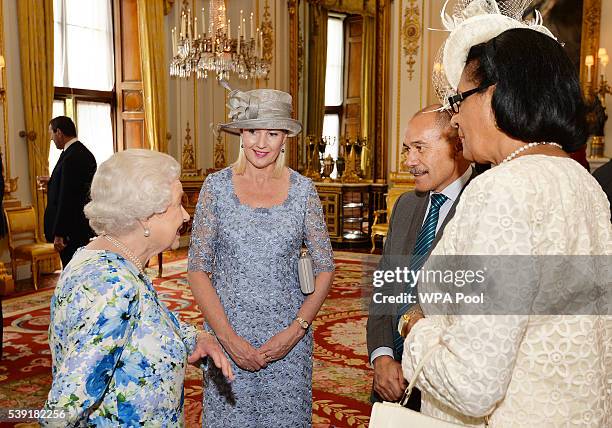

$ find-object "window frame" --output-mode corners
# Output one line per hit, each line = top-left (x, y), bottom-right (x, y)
(53, 88), (117, 152)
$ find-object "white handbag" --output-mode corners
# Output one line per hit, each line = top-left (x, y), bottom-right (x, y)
(369, 345), (471, 428)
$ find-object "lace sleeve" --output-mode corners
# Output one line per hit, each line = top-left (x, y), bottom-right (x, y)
(403, 315), (528, 417)
(402, 172), (533, 417)
(188, 175), (218, 273)
(303, 180), (334, 275)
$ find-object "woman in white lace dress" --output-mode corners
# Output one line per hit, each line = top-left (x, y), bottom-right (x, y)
(401, 18), (611, 428)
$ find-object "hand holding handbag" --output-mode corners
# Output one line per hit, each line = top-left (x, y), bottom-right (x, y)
(298, 248), (315, 294)
(369, 345), (477, 427)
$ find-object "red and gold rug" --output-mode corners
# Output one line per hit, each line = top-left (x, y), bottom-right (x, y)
(0, 251), (379, 427)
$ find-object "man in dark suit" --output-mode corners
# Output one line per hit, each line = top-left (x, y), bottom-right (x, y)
(366, 105), (475, 408)
(44, 116), (97, 267)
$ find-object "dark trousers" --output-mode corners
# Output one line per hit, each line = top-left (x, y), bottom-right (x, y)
(59, 239), (88, 268)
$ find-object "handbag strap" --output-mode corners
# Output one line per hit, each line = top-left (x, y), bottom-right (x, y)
(399, 343), (440, 406)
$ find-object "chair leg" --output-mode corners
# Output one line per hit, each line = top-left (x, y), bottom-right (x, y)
(10, 259), (16, 284)
(371, 233), (377, 254)
(31, 260), (39, 290)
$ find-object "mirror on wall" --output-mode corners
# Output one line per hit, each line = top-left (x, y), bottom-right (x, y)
(290, 0), (384, 182)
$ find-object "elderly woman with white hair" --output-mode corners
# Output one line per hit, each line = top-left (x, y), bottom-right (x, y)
(188, 88), (335, 427)
(42, 149), (233, 426)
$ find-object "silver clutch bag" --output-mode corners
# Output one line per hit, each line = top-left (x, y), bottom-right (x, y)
(298, 248), (315, 294)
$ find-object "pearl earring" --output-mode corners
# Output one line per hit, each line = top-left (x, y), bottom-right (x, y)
(143, 228), (150, 237)
(281, 147), (285, 153)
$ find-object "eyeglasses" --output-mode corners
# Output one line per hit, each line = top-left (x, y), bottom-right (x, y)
(447, 82), (494, 114)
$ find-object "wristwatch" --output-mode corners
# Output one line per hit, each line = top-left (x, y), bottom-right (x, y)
(295, 317), (310, 330)
(398, 312), (412, 338)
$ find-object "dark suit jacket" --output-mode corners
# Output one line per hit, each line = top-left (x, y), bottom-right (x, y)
(366, 169), (476, 360)
(593, 159), (612, 221)
(44, 141), (97, 245)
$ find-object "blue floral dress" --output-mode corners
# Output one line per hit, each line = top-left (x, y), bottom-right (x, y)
(42, 249), (199, 427)
(188, 167), (334, 428)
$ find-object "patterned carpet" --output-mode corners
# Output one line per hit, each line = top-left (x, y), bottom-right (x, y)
(0, 250), (379, 427)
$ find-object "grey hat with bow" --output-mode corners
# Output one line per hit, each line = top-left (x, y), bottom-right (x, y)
(218, 87), (303, 137)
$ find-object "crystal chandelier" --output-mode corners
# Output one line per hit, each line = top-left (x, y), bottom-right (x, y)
(170, 0), (273, 81)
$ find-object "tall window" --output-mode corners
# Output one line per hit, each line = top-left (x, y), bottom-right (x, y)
(322, 15), (345, 166)
(51, 0), (115, 171)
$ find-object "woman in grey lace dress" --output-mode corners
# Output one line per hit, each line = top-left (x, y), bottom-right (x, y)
(188, 87), (335, 427)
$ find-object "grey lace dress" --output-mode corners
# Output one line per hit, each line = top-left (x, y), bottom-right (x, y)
(188, 167), (335, 428)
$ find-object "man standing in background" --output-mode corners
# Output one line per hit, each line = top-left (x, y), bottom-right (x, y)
(44, 116), (97, 267)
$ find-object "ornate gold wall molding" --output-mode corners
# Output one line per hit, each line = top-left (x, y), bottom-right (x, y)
(213, 132), (226, 169)
(288, 0), (299, 170)
(402, 0), (420, 81)
(297, 19), (304, 87)
(123, 90), (144, 112)
(181, 121), (202, 176)
(261, 0), (274, 70)
(289, 0), (298, 118)
(395, 0), (403, 173)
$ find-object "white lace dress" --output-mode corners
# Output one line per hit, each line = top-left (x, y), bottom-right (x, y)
(402, 156), (612, 427)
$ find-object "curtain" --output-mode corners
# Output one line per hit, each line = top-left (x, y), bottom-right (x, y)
(76, 102), (114, 165)
(17, 0), (54, 237)
(137, 0), (169, 152)
(360, 16), (376, 179)
(306, 4), (328, 139)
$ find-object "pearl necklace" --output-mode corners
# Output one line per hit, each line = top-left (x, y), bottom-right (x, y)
(102, 234), (145, 274)
(501, 142), (563, 164)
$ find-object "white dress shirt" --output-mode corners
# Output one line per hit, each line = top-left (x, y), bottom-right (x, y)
(62, 137), (79, 152)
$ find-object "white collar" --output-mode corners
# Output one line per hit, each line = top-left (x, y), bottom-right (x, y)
(434, 166), (472, 202)
(63, 137), (79, 151)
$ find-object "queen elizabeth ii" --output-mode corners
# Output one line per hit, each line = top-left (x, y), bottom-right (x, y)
(42, 149), (233, 426)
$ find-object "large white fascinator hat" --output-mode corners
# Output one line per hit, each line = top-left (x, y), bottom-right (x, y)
(433, 0), (556, 104)
(216, 80), (302, 137)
